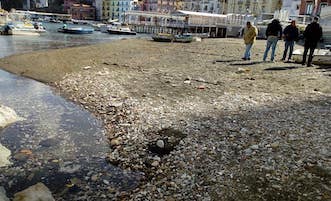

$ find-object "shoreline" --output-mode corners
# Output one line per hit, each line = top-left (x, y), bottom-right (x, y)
(1, 38), (331, 200)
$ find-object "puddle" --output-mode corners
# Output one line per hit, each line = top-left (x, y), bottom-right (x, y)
(0, 69), (142, 199)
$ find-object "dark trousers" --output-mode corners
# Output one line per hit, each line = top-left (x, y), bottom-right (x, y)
(302, 42), (317, 66)
(282, 40), (294, 60)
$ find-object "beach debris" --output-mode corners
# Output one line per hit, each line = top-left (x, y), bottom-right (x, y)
(82, 66), (92, 70)
(236, 68), (251, 74)
(13, 183), (55, 201)
(197, 85), (206, 89)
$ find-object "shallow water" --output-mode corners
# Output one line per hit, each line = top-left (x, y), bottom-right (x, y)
(0, 23), (142, 198)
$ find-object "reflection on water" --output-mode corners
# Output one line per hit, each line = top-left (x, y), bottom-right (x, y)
(0, 23), (142, 198)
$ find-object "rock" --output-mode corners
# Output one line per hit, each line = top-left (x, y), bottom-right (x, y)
(110, 137), (122, 147)
(156, 140), (165, 149)
(0, 186), (9, 201)
(151, 161), (160, 167)
(270, 142), (280, 149)
(59, 162), (81, 173)
(39, 139), (58, 147)
(13, 182), (55, 201)
(0, 143), (11, 167)
(236, 68), (251, 74)
(0, 105), (23, 129)
(250, 145), (259, 150)
(183, 80), (191, 84)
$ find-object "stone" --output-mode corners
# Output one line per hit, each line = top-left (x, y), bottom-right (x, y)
(156, 140), (165, 149)
(270, 142), (280, 149)
(0, 105), (23, 129)
(0, 143), (11, 167)
(151, 161), (160, 167)
(110, 137), (122, 147)
(0, 186), (9, 201)
(13, 182), (55, 201)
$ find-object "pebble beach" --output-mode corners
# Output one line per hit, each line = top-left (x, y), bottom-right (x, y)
(0, 38), (330, 200)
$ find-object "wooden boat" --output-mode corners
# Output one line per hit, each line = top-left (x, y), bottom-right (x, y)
(292, 49), (331, 65)
(58, 27), (94, 34)
(152, 33), (174, 42)
(152, 33), (193, 43)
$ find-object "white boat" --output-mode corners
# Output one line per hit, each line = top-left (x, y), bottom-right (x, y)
(292, 49), (331, 65)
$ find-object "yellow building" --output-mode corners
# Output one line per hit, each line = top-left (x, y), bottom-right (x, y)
(224, 0), (282, 15)
(103, 0), (120, 20)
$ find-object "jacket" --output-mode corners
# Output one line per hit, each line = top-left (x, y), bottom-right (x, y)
(303, 22), (323, 44)
(266, 19), (282, 38)
(244, 25), (258, 45)
(283, 25), (299, 41)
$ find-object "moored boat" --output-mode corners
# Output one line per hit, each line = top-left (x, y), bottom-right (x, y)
(106, 22), (136, 35)
(152, 33), (193, 43)
(58, 27), (94, 34)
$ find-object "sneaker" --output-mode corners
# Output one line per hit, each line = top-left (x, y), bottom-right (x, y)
(241, 57), (247, 60)
(247, 58), (251, 60)
(307, 64), (313, 67)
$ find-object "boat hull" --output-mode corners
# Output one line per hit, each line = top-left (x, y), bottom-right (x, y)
(107, 29), (136, 35)
(58, 28), (93, 34)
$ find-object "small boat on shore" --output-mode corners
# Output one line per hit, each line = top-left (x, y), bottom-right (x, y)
(292, 49), (331, 65)
(107, 22), (136, 35)
(152, 33), (193, 43)
(58, 27), (94, 34)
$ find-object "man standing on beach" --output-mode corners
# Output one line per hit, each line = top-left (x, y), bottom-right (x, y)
(281, 20), (299, 62)
(242, 21), (258, 60)
(263, 19), (282, 62)
(302, 17), (323, 67)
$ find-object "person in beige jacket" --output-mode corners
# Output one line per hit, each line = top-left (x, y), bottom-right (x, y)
(242, 21), (258, 60)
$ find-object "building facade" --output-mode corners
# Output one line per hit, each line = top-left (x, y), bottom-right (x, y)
(224, 0), (282, 15)
(35, 0), (48, 8)
(70, 3), (96, 20)
(281, 0), (301, 16)
(300, 0), (331, 16)
(183, 0), (221, 14)
(102, 0), (133, 21)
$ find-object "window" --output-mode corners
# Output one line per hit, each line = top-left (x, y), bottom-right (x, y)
(306, 2), (313, 15)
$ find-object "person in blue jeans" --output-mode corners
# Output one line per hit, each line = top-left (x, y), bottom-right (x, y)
(263, 19), (282, 62)
(282, 20), (299, 62)
(242, 21), (258, 60)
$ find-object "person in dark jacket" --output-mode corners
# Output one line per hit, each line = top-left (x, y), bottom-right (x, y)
(263, 19), (283, 62)
(302, 17), (323, 67)
(281, 20), (299, 61)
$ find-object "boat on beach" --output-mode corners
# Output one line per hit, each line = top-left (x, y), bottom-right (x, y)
(152, 33), (193, 43)
(1, 22), (45, 36)
(107, 22), (136, 35)
(58, 27), (94, 34)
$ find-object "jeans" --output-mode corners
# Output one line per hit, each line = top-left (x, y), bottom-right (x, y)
(302, 42), (317, 66)
(243, 43), (253, 59)
(282, 40), (295, 60)
(263, 36), (278, 61)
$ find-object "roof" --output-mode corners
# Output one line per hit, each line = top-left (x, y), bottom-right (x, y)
(175, 10), (227, 18)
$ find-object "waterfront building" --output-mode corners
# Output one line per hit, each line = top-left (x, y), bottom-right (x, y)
(299, 0), (331, 16)
(281, 0), (301, 16)
(224, 0), (282, 16)
(35, 0), (48, 8)
(70, 3), (96, 20)
(64, 0), (78, 13)
(103, 0), (133, 21)
(157, 0), (183, 13)
(94, 0), (103, 20)
(183, 0), (221, 14)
